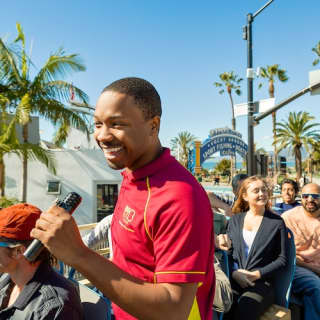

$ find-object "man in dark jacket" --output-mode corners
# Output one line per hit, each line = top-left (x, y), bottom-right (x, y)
(274, 179), (300, 215)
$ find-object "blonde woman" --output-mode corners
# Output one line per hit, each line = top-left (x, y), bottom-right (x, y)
(219, 176), (288, 320)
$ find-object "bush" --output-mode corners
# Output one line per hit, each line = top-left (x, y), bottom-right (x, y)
(0, 197), (20, 209)
(277, 174), (289, 185)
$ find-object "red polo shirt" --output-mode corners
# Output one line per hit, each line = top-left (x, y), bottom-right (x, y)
(111, 148), (215, 319)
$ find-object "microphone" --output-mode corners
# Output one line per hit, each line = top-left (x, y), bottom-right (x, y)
(24, 192), (82, 262)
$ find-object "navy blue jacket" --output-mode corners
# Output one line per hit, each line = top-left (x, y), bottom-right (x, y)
(227, 210), (288, 281)
(0, 262), (83, 319)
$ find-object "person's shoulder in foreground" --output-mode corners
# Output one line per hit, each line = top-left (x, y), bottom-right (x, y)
(0, 203), (83, 320)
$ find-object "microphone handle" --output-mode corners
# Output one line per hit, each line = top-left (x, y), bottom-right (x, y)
(24, 192), (82, 262)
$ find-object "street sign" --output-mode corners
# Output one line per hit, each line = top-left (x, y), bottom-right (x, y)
(234, 102), (258, 117)
(258, 97), (275, 113)
(309, 70), (320, 96)
(234, 98), (275, 117)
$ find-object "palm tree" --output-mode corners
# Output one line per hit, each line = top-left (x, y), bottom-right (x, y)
(0, 112), (56, 197)
(170, 131), (196, 168)
(312, 41), (320, 66)
(274, 111), (320, 181)
(258, 64), (289, 175)
(215, 159), (231, 175)
(0, 23), (90, 201)
(214, 71), (243, 178)
(214, 71), (242, 131)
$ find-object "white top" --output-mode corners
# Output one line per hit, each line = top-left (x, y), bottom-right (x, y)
(82, 214), (113, 258)
(242, 229), (257, 253)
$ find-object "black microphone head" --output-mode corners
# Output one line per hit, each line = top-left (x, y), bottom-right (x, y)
(57, 192), (82, 214)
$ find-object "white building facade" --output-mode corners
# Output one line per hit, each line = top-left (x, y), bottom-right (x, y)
(4, 122), (122, 224)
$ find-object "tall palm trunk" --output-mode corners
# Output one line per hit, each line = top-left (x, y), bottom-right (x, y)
(228, 91), (236, 179)
(269, 81), (278, 179)
(272, 111), (278, 172)
(21, 123), (28, 202)
(294, 146), (302, 181)
(0, 154), (5, 197)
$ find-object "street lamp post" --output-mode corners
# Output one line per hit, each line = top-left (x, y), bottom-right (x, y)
(244, 0), (274, 176)
(246, 13), (254, 176)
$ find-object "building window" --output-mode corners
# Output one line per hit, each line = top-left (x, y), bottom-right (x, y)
(47, 181), (61, 195)
(97, 184), (118, 222)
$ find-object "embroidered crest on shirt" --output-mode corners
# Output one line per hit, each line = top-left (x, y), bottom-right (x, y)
(123, 205), (136, 225)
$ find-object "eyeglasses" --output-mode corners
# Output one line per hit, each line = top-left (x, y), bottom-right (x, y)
(301, 193), (320, 200)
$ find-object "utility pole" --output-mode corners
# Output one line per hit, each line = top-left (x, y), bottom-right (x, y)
(246, 13), (254, 176)
(243, 0), (274, 175)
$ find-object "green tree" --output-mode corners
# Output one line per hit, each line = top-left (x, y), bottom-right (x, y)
(274, 111), (320, 181)
(0, 196), (20, 208)
(214, 71), (243, 131)
(0, 110), (56, 197)
(312, 41), (320, 66)
(215, 159), (231, 178)
(258, 64), (288, 175)
(0, 23), (89, 201)
(308, 142), (320, 179)
(214, 71), (242, 177)
(170, 131), (196, 168)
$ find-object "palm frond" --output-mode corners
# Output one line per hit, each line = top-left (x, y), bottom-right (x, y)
(33, 49), (86, 87)
(311, 41), (320, 66)
(313, 59), (320, 66)
(15, 93), (32, 125)
(17, 143), (57, 175)
(14, 23), (28, 79)
(52, 121), (70, 147)
(0, 38), (23, 86)
(215, 71), (242, 96)
(40, 80), (89, 105)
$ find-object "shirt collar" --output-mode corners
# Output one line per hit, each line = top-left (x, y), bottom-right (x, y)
(121, 148), (175, 181)
(7, 262), (51, 310)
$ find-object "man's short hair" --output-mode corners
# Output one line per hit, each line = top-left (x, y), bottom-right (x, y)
(231, 174), (248, 194)
(102, 77), (162, 120)
(280, 178), (299, 193)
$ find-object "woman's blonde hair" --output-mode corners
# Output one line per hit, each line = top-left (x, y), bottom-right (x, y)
(232, 175), (272, 214)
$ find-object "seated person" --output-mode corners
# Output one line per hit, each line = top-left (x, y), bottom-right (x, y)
(82, 214), (113, 257)
(282, 183), (320, 320)
(217, 176), (288, 320)
(0, 203), (83, 319)
(274, 179), (300, 214)
(213, 254), (233, 314)
(214, 211), (228, 235)
(207, 173), (248, 218)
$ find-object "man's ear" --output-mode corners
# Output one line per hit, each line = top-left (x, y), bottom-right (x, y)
(13, 246), (26, 259)
(149, 116), (160, 135)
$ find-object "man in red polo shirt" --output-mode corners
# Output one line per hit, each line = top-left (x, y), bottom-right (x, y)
(32, 77), (214, 320)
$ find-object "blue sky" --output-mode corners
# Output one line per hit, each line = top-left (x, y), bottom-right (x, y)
(1, 1), (320, 152)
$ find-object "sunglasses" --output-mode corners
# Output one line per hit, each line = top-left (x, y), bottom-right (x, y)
(0, 242), (20, 248)
(301, 193), (320, 200)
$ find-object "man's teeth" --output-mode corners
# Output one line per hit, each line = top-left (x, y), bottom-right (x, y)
(105, 147), (122, 152)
